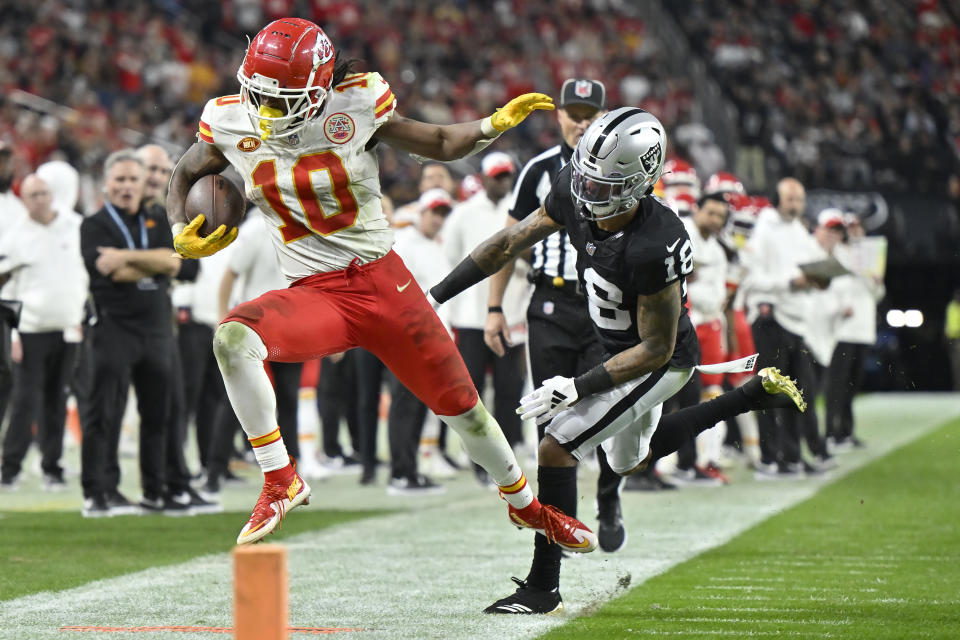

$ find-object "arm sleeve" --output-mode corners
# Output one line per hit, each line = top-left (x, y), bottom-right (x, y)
(541, 169), (569, 226)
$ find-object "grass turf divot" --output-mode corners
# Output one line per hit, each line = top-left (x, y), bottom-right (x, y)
(0, 509), (381, 602)
(539, 418), (960, 639)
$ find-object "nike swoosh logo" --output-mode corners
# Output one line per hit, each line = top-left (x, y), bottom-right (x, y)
(396, 279), (412, 292)
(665, 238), (681, 252)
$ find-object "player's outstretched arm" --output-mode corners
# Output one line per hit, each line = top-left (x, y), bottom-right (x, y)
(430, 205), (560, 304)
(598, 281), (681, 388)
(376, 93), (554, 161)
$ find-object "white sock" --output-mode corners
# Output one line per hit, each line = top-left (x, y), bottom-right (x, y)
(214, 322), (289, 472)
(440, 400), (533, 509)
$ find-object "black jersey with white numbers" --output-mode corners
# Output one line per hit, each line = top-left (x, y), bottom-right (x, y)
(542, 163), (700, 367)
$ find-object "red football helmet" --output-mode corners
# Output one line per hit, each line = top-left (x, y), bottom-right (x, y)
(662, 158), (699, 188)
(237, 18), (336, 140)
(703, 171), (745, 195)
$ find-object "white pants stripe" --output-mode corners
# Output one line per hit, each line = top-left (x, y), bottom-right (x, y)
(546, 366), (694, 474)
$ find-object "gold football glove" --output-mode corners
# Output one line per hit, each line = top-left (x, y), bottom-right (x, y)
(172, 215), (238, 259)
(487, 93), (555, 134)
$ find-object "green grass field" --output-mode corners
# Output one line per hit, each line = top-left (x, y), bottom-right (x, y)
(1, 395), (957, 639)
(0, 510), (381, 601)
(541, 418), (960, 639)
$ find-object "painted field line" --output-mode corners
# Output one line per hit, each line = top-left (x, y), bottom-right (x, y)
(58, 627), (362, 634)
(0, 394), (956, 640)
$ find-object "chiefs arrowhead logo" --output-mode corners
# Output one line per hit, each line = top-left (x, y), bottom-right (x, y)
(323, 113), (355, 144)
(237, 136), (262, 152)
(313, 31), (334, 68)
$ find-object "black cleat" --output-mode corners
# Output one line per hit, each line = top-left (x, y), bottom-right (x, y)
(597, 492), (627, 553)
(623, 472), (677, 492)
(742, 367), (807, 412)
(483, 577), (563, 615)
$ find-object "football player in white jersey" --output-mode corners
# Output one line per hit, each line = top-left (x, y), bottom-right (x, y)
(165, 18), (597, 553)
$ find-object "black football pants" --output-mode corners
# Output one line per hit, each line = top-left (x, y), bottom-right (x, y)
(80, 318), (172, 499)
(1, 332), (77, 479)
(751, 315), (827, 465)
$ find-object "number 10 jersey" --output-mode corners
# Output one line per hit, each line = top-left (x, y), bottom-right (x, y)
(197, 72), (398, 281)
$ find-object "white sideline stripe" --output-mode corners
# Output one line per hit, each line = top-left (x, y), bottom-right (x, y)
(0, 394), (956, 640)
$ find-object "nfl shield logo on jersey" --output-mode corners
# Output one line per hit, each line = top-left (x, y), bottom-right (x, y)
(586, 241), (596, 256)
(324, 113), (356, 144)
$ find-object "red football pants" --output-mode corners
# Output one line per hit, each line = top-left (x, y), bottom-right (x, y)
(695, 319), (726, 387)
(223, 250), (478, 416)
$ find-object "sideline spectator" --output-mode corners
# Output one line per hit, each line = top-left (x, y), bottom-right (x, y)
(136, 144), (215, 513)
(741, 178), (830, 476)
(79, 149), (184, 517)
(443, 152), (527, 485)
(385, 188), (454, 495)
(0, 174), (87, 490)
(0, 141), (27, 429)
(827, 213), (885, 447)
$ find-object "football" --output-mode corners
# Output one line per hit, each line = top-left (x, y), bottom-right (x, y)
(184, 174), (246, 237)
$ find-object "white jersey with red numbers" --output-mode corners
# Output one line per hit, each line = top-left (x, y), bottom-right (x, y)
(197, 72), (398, 281)
(682, 216), (728, 326)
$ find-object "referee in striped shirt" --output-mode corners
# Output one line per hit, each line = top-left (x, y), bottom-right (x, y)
(484, 79), (627, 552)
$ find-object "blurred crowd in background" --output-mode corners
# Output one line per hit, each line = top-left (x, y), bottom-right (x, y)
(2, 0), (958, 213)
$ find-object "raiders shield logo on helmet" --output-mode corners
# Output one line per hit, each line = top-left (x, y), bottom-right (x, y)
(640, 142), (662, 176)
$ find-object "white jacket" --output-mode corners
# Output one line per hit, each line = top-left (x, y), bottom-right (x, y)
(740, 212), (823, 336)
(442, 190), (530, 339)
(682, 217), (728, 326)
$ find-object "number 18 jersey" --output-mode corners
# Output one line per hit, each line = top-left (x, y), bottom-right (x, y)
(543, 164), (699, 367)
(197, 72), (397, 281)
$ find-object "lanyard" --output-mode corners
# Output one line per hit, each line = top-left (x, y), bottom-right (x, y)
(103, 201), (148, 249)
(103, 200), (158, 291)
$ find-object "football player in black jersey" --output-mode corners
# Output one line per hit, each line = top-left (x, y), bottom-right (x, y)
(430, 108), (807, 614)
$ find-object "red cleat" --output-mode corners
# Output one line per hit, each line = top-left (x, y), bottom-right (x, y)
(236, 458), (311, 545)
(508, 500), (598, 553)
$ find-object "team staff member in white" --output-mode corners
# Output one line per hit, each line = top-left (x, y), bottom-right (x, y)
(0, 175), (87, 490)
(443, 152), (528, 464)
(741, 178), (830, 475)
(385, 188), (455, 495)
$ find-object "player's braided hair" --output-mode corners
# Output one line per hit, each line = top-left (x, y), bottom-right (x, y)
(331, 50), (363, 87)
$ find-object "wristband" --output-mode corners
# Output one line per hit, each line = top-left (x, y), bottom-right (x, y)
(480, 115), (500, 138)
(172, 222), (186, 236)
(430, 256), (488, 304)
(488, 306), (504, 314)
(573, 363), (615, 398)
